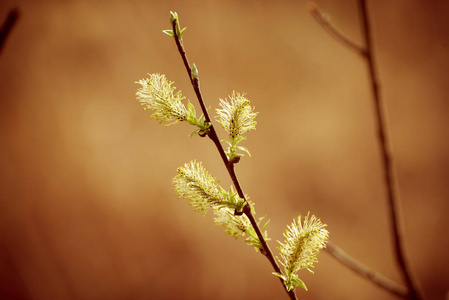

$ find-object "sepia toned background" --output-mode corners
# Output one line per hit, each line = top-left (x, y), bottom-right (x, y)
(0, 0), (448, 299)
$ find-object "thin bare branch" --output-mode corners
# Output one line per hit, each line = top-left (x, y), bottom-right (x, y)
(307, 2), (366, 56)
(309, 1), (426, 299)
(0, 8), (19, 55)
(325, 241), (408, 297)
(358, 1), (425, 299)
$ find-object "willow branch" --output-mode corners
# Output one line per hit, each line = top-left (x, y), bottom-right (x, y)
(307, 2), (365, 56)
(171, 19), (297, 300)
(358, 1), (425, 299)
(310, 1), (426, 299)
(0, 8), (19, 55)
(325, 241), (407, 297)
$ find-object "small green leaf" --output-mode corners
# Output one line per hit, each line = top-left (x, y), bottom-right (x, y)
(243, 216), (270, 252)
(246, 227), (258, 239)
(260, 217), (270, 232)
(237, 145), (251, 157)
(221, 139), (231, 146)
(180, 27), (187, 37)
(231, 135), (246, 146)
(292, 277), (308, 291)
(197, 114), (205, 124)
(189, 129), (201, 137)
(169, 11), (178, 22)
(272, 272), (286, 281)
(162, 29), (174, 37)
(187, 102), (196, 118)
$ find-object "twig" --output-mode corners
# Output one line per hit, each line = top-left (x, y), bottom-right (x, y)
(358, 1), (425, 299)
(307, 2), (366, 56)
(325, 241), (407, 297)
(310, 1), (426, 299)
(171, 19), (298, 300)
(0, 8), (19, 55)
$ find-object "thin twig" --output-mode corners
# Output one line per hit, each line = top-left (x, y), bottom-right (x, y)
(307, 2), (366, 56)
(358, 1), (425, 299)
(309, 2), (426, 299)
(171, 19), (298, 300)
(325, 241), (407, 297)
(0, 8), (19, 55)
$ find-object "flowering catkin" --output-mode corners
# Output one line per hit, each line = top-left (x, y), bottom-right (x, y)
(136, 73), (188, 126)
(216, 91), (258, 139)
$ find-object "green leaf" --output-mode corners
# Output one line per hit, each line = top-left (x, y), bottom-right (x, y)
(162, 29), (174, 37)
(260, 217), (270, 232)
(187, 102), (197, 119)
(243, 216), (270, 252)
(272, 272), (286, 281)
(237, 145), (251, 157)
(246, 227), (258, 239)
(180, 27), (187, 37)
(231, 135), (246, 146)
(169, 11), (178, 22)
(197, 114), (205, 124)
(292, 277), (308, 291)
(189, 129), (201, 137)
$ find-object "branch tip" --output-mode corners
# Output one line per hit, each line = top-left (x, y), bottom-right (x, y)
(308, 2), (366, 56)
(0, 7), (20, 55)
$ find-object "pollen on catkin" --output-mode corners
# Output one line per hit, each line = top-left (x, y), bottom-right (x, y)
(274, 212), (329, 291)
(173, 160), (224, 213)
(215, 91), (258, 139)
(136, 73), (188, 126)
(278, 213), (329, 274)
(214, 207), (252, 239)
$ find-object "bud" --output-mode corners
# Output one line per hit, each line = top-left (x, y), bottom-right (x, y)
(169, 11), (178, 23)
(191, 63), (199, 80)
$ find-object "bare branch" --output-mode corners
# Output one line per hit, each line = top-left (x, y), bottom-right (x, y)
(0, 8), (19, 55)
(309, 1), (426, 298)
(307, 2), (366, 56)
(358, 1), (425, 299)
(325, 241), (408, 297)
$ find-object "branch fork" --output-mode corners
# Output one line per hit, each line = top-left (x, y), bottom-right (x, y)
(309, 2), (426, 299)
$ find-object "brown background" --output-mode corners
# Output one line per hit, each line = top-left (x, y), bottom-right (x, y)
(0, 0), (448, 299)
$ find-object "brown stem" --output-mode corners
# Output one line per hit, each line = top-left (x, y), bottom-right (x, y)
(358, 1), (425, 299)
(171, 19), (297, 300)
(309, 2), (426, 299)
(325, 241), (407, 297)
(307, 2), (365, 56)
(0, 8), (19, 55)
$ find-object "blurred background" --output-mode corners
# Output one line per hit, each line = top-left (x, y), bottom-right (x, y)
(0, 0), (448, 299)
